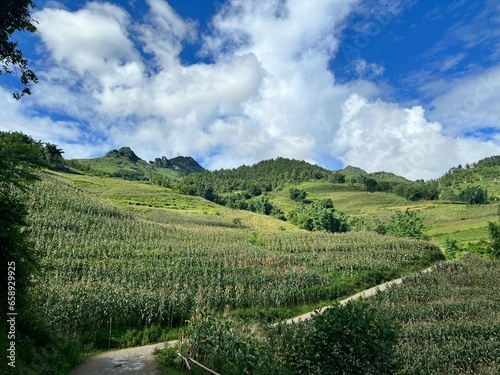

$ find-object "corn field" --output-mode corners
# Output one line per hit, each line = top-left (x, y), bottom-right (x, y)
(26, 174), (442, 338)
(370, 255), (500, 374)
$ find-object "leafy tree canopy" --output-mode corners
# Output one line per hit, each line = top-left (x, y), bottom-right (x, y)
(386, 209), (425, 239)
(288, 199), (349, 233)
(0, 131), (47, 315)
(0, 131), (48, 189)
(289, 187), (307, 202)
(0, 0), (38, 99)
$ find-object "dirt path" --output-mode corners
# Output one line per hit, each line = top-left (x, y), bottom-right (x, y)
(70, 266), (434, 374)
(70, 342), (175, 375)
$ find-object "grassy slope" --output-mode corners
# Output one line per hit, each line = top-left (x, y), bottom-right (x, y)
(267, 181), (499, 245)
(34, 171), (500, 374)
(53, 171), (298, 233)
(73, 156), (183, 180)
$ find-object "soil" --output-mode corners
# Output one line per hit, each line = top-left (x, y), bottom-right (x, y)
(70, 342), (171, 375)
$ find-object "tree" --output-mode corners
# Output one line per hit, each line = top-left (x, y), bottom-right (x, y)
(272, 300), (400, 374)
(365, 178), (378, 193)
(458, 185), (488, 204)
(330, 172), (346, 183)
(288, 199), (349, 233)
(0, 132), (47, 314)
(42, 142), (65, 170)
(248, 195), (273, 215)
(0, 0), (38, 99)
(289, 187), (307, 202)
(488, 221), (500, 258)
(386, 209), (425, 239)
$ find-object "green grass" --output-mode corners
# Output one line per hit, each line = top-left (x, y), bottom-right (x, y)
(52, 171), (299, 232)
(29, 170), (500, 374)
(267, 181), (499, 244)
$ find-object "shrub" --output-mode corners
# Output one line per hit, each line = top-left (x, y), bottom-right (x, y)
(289, 187), (307, 202)
(386, 209), (424, 239)
(270, 299), (400, 374)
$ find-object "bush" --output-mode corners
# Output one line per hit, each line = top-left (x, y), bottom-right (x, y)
(457, 185), (488, 204)
(289, 187), (307, 202)
(270, 299), (400, 374)
(288, 199), (349, 233)
(386, 209), (424, 239)
(181, 310), (271, 375)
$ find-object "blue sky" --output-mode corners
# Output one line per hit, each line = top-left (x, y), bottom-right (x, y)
(1, 0), (500, 179)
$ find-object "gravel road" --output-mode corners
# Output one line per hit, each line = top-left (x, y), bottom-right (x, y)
(70, 342), (168, 375)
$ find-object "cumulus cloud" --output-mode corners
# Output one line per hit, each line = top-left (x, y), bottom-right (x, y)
(25, 0), (379, 168)
(36, 3), (138, 75)
(0, 87), (106, 158)
(333, 93), (500, 180)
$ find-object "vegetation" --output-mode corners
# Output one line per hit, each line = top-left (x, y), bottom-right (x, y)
(67, 147), (205, 182)
(371, 255), (500, 374)
(164, 255), (500, 375)
(0, 0), (38, 99)
(24, 173), (442, 351)
(443, 213), (500, 259)
(289, 187), (307, 202)
(0, 132), (48, 304)
(3, 132), (500, 373)
(288, 198), (349, 233)
(269, 300), (399, 375)
(383, 209), (425, 239)
(0, 132), (79, 374)
(174, 300), (399, 375)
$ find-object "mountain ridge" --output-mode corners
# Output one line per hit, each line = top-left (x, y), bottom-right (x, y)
(69, 146), (500, 193)
(69, 146), (204, 180)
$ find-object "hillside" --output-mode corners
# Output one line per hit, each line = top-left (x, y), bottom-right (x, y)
(27, 172), (442, 338)
(439, 155), (500, 198)
(68, 146), (204, 181)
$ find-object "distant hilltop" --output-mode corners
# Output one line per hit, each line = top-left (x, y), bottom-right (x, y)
(70, 147), (205, 180)
(149, 155), (205, 173)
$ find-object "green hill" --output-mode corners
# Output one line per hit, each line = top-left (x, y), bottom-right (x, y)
(4, 130), (500, 374)
(68, 146), (204, 181)
(369, 171), (410, 183)
(339, 165), (369, 180)
(439, 155), (500, 198)
(27, 172), (442, 341)
(27, 170), (498, 374)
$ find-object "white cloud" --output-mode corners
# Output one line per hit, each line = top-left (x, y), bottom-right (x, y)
(425, 65), (500, 134)
(25, 0), (381, 168)
(136, 0), (197, 68)
(0, 87), (105, 159)
(333, 93), (500, 180)
(439, 53), (466, 72)
(350, 58), (385, 79)
(36, 3), (138, 76)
